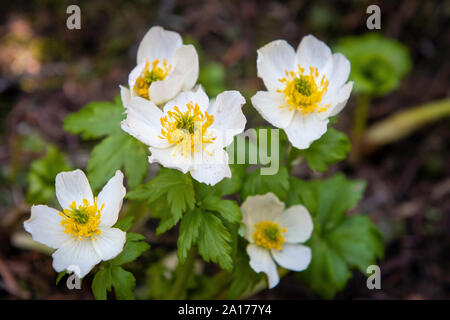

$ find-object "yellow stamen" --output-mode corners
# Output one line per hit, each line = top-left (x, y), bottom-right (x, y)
(133, 59), (171, 99)
(253, 221), (286, 251)
(159, 102), (216, 158)
(277, 65), (330, 115)
(59, 198), (103, 240)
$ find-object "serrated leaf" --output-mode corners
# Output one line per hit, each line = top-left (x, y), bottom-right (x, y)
(87, 131), (148, 190)
(91, 268), (113, 300)
(300, 128), (351, 172)
(289, 174), (383, 299)
(63, 99), (124, 139)
(241, 166), (289, 201)
(110, 232), (149, 266)
(197, 212), (233, 271)
(201, 196), (242, 224)
(128, 168), (196, 234)
(177, 208), (202, 263)
(91, 265), (137, 300)
(110, 266), (136, 300)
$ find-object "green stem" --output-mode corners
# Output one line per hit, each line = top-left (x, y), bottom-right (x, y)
(351, 93), (371, 161)
(166, 247), (197, 300)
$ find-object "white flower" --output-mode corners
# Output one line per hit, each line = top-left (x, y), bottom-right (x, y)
(24, 169), (127, 278)
(251, 35), (353, 149)
(121, 86), (246, 186)
(241, 193), (313, 288)
(123, 25), (199, 106)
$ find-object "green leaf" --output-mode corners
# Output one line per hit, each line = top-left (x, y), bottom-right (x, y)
(335, 33), (411, 96)
(300, 128), (351, 172)
(201, 196), (242, 224)
(177, 208), (202, 263)
(113, 216), (135, 232)
(63, 98), (124, 139)
(287, 174), (366, 232)
(197, 212), (233, 271)
(91, 268), (113, 300)
(289, 174), (383, 299)
(26, 145), (73, 204)
(56, 271), (67, 285)
(91, 266), (136, 300)
(229, 244), (260, 299)
(110, 232), (150, 266)
(128, 168), (196, 234)
(241, 166), (290, 201)
(212, 164), (246, 196)
(87, 131), (148, 190)
(64, 96), (148, 191)
(110, 266), (136, 300)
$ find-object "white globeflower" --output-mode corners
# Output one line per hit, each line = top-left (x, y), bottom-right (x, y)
(123, 25), (199, 106)
(251, 35), (353, 149)
(121, 86), (246, 186)
(24, 170), (127, 278)
(241, 193), (313, 288)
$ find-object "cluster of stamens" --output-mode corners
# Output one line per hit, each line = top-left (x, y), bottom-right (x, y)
(59, 198), (103, 240)
(278, 65), (330, 115)
(133, 59), (171, 99)
(253, 221), (286, 250)
(159, 102), (216, 158)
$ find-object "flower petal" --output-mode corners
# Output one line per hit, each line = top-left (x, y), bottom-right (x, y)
(137, 26), (182, 65)
(173, 45), (199, 91)
(97, 170), (126, 228)
(190, 148), (231, 186)
(251, 91), (294, 129)
(128, 62), (145, 92)
(92, 227), (126, 261)
(271, 243), (311, 272)
(247, 244), (279, 289)
(148, 146), (192, 174)
(241, 193), (285, 242)
(318, 81), (353, 120)
(208, 90), (246, 148)
(24, 205), (71, 249)
(295, 34), (332, 71)
(121, 95), (169, 148)
(52, 238), (101, 278)
(162, 86), (209, 113)
(257, 40), (296, 92)
(275, 205), (313, 243)
(149, 71), (185, 105)
(55, 169), (93, 210)
(284, 112), (329, 149)
(325, 53), (351, 93)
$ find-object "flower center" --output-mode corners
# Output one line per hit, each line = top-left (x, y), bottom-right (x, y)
(159, 102), (216, 158)
(59, 198), (103, 240)
(253, 221), (286, 250)
(278, 65), (330, 115)
(133, 59), (171, 99)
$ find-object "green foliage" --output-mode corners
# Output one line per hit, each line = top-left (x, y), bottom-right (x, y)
(92, 265), (136, 300)
(127, 168), (196, 234)
(110, 232), (150, 266)
(201, 195), (242, 224)
(63, 96), (148, 190)
(91, 231), (149, 300)
(287, 174), (383, 299)
(335, 33), (411, 96)
(26, 145), (73, 204)
(299, 127), (351, 172)
(241, 166), (290, 201)
(177, 208), (233, 271)
(198, 61), (226, 97)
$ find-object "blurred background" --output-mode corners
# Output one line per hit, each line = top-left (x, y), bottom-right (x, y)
(0, 0), (449, 299)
